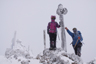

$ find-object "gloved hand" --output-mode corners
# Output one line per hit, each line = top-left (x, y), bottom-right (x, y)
(65, 27), (68, 30)
(47, 29), (49, 34)
(47, 31), (49, 34)
(59, 22), (62, 26)
(78, 37), (81, 40)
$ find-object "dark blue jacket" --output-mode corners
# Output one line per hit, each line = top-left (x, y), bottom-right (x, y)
(67, 29), (83, 45)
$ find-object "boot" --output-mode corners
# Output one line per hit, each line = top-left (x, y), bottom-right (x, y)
(53, 41), (56, 50)
(49, 41), (54, 50)
(49, 47), (53, 50)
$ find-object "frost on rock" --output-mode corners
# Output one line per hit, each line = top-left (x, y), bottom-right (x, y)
(5, 40), (33, 59)
(87, 58), (96, 64)
(21, 60), (30, 64)
(61, 52), (83, 64)
(5, 48), (32, 59)
(5, 41), (33, 64)
(36, 48), (83, 64)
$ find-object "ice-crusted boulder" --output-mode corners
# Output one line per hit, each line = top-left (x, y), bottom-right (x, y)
(5, 48), (32, 59)
(21, 60), (30, 64)
(5, 41), (33, 64)
(87, 58), (96, 64)
(5, 40), (33, 59)
(36, 48), (83, 64)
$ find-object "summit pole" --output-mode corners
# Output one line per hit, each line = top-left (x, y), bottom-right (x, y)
(56, 4), (68, 52)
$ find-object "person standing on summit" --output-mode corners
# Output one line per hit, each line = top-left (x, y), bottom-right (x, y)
(47, 15), (60, 50)
(65, 27), (83, 57)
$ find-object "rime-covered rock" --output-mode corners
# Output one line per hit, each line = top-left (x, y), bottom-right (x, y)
(37, 48), (83, 64)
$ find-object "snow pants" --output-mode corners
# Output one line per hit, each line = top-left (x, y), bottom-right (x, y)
(49, 33), (57, 48)
(73, 42), (82, 57)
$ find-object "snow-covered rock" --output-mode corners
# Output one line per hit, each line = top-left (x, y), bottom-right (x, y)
(1, 46), (96, 64)
(36, 48), (83, 64)
(87, 58), (96, 64)
(4, 41), (35, 64)
(5, 41), (33, 59)
(3, 38), (96, 64)
(0, 55), (42, 64)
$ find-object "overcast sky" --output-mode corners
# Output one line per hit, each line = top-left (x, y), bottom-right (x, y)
(0, 0), (96, 62)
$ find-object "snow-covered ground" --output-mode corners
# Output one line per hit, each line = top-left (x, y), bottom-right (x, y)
(0, 41), (42, 64)
(0, 47), (96, 64)
(0, 38), (96, 64)
(0, 55), (41, 64)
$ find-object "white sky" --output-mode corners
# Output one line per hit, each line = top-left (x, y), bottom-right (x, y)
(0, 0), (96, 62)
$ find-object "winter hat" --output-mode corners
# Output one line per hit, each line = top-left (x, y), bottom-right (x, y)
(73, 28), (77, 32)
(51, 15), (56, 20)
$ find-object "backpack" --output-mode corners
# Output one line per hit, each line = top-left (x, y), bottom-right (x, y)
(49, 22), (57, 33)
(72, 32), (81, 38)
(72, 31), (83, 45)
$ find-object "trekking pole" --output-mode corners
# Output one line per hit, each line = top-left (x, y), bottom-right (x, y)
(74, 39), (78, 48)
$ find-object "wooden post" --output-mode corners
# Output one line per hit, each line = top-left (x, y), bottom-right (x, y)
(43, 30), (46, 50)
